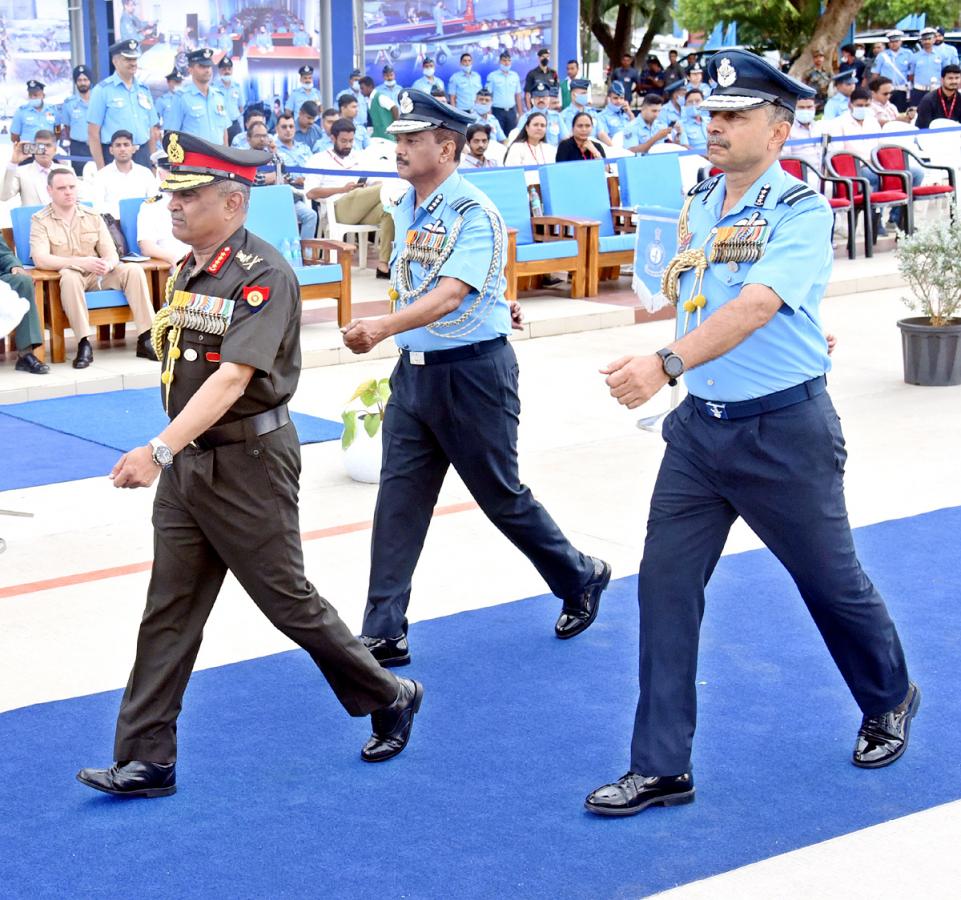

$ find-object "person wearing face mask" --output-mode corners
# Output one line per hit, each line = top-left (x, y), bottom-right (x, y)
(908, 28), (945, 108)
(472, 88), (507, 141)
(378, 64), (403, 102)
(781, 96), (823, 180)
(838, 44), (866, 84)
(59, 66), (94, 176)
(513, 84), (567, 145)
(412, 56), (445, 95)
(344, 68), (370, 127)
(155, 69), (184, 129)
(524, 48), (559, 109)
(165, 48), (232, 145)
(599, 82), (635, 140)
(217, 57), (246, 144)
(11, 80), (58, 144)
(449, 52), (482, 112)
(560, 79), (611, 146)
(486, 50), (524, 134)
(678, 88), (708, 156)
(823, 70), (858, 120)
(288, 64), (321, 118)
(656, 81), (687, 128)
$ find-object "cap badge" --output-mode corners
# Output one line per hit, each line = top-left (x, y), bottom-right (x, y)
(127, 40), (136, 50)
(399, 92), (414, 114)
(717, 58), (737, 88)
(167, 133), (185, 165)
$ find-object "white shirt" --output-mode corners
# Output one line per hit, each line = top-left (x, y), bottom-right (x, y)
(92, 161), (156, 218)
(503, 140), (556, 185)
(136, 193), (191, 263)
(824, 110), (882, 157)
(1, 159), (55, 206)
(459, 154), (500, 169)
(782, 119), (824, 177)
(303, 147), (362, 194)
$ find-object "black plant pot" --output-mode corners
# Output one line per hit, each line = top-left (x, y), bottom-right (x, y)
(897, 317), (961, 386)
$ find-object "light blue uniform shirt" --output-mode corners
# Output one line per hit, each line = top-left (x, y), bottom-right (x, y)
(288, 85), (321, 117)
(599, 103), (634, 137)
(155, 89), (180, 126)
(934, 42), (960, 66)
(822, 92), (850, 120)
(218, 33), (234, 53)
(486, 68), (522, 110)
(218, 80), (245, 123)
(165, 82), (232, 143)
(390, 171), (511, 351)
(909, 49), (944, 89)
(11, 103), (58, 141)
(292, 29), (309, 47)
(412, 74), (446, 95)
(655, 102), (684, 129)
(560, 104), (605, 139)
(676, 161), (833, 401)
(231, 131), (250, 149)
(58, 95), (90, 140)
(275, 140), (311, 167)
(685, 80), (712, 97)
(473, 109), (507, 141)
(622, 116), (668, 149)
(871, 48), (911, 88)
(679, 110), (708, 154)
(87, 74), (158, 146)
(515, 108), (566, 144)
(378, 81), (403, 102)
(311, 133), (332, 153)
(342, 86), (369, 125)
(448, 70), (483, 110)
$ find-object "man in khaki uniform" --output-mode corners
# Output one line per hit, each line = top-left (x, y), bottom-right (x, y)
(29, 167), (156, 368)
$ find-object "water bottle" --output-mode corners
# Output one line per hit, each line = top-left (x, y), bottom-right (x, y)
(529, 185), (542, 217)
(280, 238), (292, 263)
(288, 239), (302, 267)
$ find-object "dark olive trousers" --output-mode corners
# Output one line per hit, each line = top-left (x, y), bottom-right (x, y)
(114, 422), (398, 764)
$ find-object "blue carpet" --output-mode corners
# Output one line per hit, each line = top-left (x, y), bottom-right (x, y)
(0, 508), (957, 899)
(0, 388), (342, 491)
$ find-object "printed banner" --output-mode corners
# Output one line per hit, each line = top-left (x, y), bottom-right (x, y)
(631, 205), (680, 315)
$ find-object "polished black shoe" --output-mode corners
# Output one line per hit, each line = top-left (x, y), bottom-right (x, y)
(585, 772), (694, 817)
(359, 633), (411, 667)
(76, 760), (176, 798)
(361, 678), (423, 763)
(15, 352), (49, 375)
(136, 330), (158, 361)
(852, 682), (920, 769)
(72, 338), (93, 369)
(555, 557), (611, 639)
(375, 267), (391, 279)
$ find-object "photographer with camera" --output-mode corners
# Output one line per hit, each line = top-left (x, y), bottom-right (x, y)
(1, 130), (63, 207)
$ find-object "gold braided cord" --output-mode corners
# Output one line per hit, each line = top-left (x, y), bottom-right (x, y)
(661, 249), (708, 305)
(150, 305), (172, 360)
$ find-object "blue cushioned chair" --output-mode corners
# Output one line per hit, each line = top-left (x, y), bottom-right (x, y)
(461, 167), (592, 299)
(118, 196), (174, 311)
(247, 185), (353, 326)
(11, 205), (131, 363)
(539, 159), (635, 295)
(615, 154), (685, 211)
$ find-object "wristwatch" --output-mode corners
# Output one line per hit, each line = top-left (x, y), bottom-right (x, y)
(656, 348), (685, 387)
(149, 438), (174, 470)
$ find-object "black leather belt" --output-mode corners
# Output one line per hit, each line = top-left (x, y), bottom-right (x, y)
(400, 336), (507, 366)
(690, 376), (826, 421)
(193, 405), (290, 450)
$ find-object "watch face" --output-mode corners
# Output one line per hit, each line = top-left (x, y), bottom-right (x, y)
(153, 446), (174, 468)
(664, 355), (684, 378)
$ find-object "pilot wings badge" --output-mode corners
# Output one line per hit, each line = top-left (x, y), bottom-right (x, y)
(716, 58), (737, 88)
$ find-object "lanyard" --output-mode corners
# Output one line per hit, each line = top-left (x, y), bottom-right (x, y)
(939, 90), (958, 119)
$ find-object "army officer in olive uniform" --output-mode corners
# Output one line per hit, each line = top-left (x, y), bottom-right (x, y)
(77, 132), (423, 799)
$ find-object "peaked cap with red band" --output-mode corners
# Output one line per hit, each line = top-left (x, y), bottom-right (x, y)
(159, 131), (271, 192)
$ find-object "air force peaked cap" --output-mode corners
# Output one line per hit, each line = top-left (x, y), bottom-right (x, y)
(387, 89), (475, 135)
(700, 50), (814, 113)
(109, 39), (141, 58)
(159, 131), (271, 191)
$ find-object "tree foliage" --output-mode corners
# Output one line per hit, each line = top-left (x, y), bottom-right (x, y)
(860, 0), (959, 30)
(580, 0), (675, 67)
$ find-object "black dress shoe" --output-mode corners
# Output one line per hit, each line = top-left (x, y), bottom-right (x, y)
(375, 268), (391, 279)
(361, 677), (423, 762)
(555, 557), (611, 639)
(72, 338), (93, 369)
(136, 330), (158, 361)
(359, 633), (411, 667)
(585, 772), (694, 817)
(852, 682), (920, 769)
(15, 352), (49, 375)
(76, 760), (176, 798)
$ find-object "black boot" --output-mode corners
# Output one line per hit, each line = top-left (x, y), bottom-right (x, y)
(136, 330), (158, 361)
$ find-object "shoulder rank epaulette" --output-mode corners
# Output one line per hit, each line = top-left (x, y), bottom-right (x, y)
(780, 184), (818, 207)
(688, 175), (720, 197)
(450, 198), (480, 216)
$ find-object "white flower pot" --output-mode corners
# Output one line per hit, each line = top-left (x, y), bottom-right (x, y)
(343, 428), (384, 483)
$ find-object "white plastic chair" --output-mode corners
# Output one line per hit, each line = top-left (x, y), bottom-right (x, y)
(325, 197), (379, 268)
(484, 140), (506, 164)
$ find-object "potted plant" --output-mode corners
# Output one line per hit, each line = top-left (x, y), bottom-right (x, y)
(342, 377), (391, 483)
(896, 219), (961, 386)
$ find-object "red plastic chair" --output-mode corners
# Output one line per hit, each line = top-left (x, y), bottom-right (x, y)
(872, 144), (956, 220)
(779, 157), (859, 259)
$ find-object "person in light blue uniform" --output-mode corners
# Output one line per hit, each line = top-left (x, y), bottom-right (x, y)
(656, 80), (686, 128)
(486, 50), (523, 135)
(586, 49), (916, 820)
(217, 56), (245, 143)
(472, 87), (507, 141)
(678, 86), (708, 154)
(59, 66), (93, 175)
(288, 64), (322, 117)
(331, 92), (370, 149)
(561, 78), (609, 143)
(872, 31), (912, 111)
(215, 25), (234, 54)
(87, 39), (159, 168)
(933, 28), (960, 66)
(378, 64), (403, 102)
(155, 70), (184, 127)
(448, 51), (483, 111)
(909, 28), (946, 107)
(292, 26), (310, 47)
(254, 25), (273, 51)
(622, 94), (673, 153)
(598, 81), (635, 139)
(684, 63), (712, 98)
(340, 89), (611, 668)
(344, 69), (369, 126)
(823, 69), (857, 120)
(165, 48), (232, 145)
(411, 56), (446, 96)
(515, 84), (567, 145)
(11, 80), (58, 143)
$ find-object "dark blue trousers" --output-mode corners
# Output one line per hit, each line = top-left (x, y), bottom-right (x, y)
(363, 341), (594, 638)
(631, 391), (910, 775)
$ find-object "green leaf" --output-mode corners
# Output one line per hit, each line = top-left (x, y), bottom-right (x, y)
(376, 378), (392, 404)
(341, 410), (357, 450)
(364, 412), (382, 438)
(349, 379), (377, 404)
